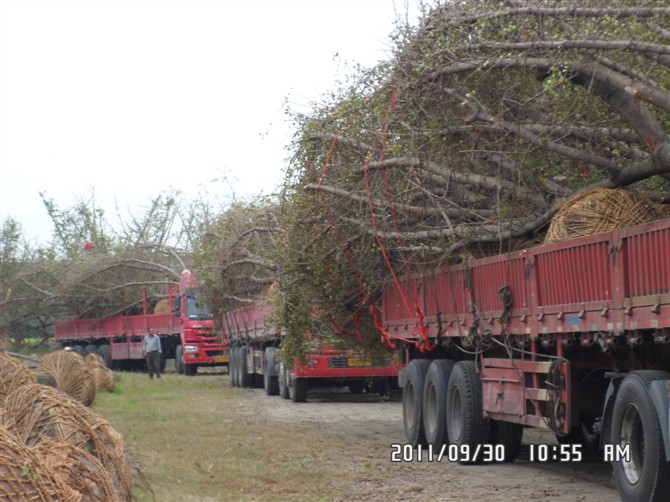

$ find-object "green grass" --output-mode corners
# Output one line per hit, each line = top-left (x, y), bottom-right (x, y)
(93, 372), (367, 501)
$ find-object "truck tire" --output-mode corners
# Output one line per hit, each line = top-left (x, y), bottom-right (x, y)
(264, 348), (279, 396)
(182, 350), (198, 376)
(290, 377), (308, 403)
(236, 347), (246, 387)
(252, 349), (264, 388)
(239, 346), (252, 387)
(278, 362), (290, 399)
(423, 359), (455, 447)
(229, 347), (238, 386)
(489, 420), (523, 463)
(97, 344), (112, 369)
(403, 359), (431, 447)
(71, 345), (84, 357)
(234, 347), (242, 387)
(557, 414), (599, 454)
(371, 378), (390, 397)
(84, 344), (97, 356)
(446, 360), (490, 464)
(175, 345), (184, 375)
(610, 371), (670, 502)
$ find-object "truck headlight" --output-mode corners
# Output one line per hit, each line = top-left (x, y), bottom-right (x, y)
(184, 345), (199, 353)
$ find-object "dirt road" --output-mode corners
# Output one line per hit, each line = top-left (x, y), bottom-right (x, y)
(233, 382), (619, 501)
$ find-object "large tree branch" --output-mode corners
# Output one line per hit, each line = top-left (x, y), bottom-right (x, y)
(304, 183), (495, 220)
(459, 40), (670, 58)
(220, 258), (278, 273)
(364, 157), (544, 205)
(443, 7), (670, 25)
(307, 133), (372, 159)
(427, 56), (670, 116)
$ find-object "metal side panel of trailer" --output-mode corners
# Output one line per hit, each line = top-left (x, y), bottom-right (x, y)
(54, 313), (180, 341)
(382, 217), (670, 338)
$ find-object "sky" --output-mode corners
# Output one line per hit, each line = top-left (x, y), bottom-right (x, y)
(0, 0), (420, 246)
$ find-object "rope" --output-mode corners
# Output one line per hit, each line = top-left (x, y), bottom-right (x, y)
(314, 85), (433, 351)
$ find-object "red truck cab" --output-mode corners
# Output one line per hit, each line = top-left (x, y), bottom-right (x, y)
(173, 270), (229, 375)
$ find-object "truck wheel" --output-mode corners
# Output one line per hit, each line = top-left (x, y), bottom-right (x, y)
(229, 347), (238, 386)
(610, 371), (670, 502)
(175, 345), (184, 375)
(264, 348), (279, 396)
(403, 359), (431, 447)
(557, 414), (599, 454)
(234, 347), (241, 387)
(97, 345), (112, 369)
(71, 345), (84, 357)
(239, 346), (252, 387)
(371, 378), (389, 397)
(184, 362), (198, 376)
(84, 344), (97, 356)
(236, 347), (245, 386)
(278, 362), (290, 399)
(423, 359), (455, 447)
(489, 420), (523, 463)
(290, 377), (308, 403)
(446, 360), (490, 464)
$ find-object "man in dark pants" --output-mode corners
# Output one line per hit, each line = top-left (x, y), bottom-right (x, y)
(143, 328), (163, 379)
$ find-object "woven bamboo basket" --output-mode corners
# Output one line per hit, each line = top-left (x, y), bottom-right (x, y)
(153, 298), (170, 314)
(33, 439), (121, 502)
(0, 351), (37, 403)
(37, 350), (97, 406)
(0, 426), (79, 501)
(85, 353), (106, 369)
(544, 188), (659, 244)
(85, 353), (117, 391)
(3, 383), (133, 502)
(91, 366), (116, 392)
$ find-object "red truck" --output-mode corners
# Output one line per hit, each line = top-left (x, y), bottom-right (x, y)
(383, 217), (670, 501)
(223, 301), (401, 402)
(54, 269), (229, 376)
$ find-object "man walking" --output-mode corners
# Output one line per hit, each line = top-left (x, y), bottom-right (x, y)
(143, 328), (163, 379)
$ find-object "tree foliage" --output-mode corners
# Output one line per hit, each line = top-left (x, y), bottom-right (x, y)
(195, 197), (282, 322)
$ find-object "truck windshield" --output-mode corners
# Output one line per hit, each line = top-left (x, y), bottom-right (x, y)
(186, 296), (212, 320)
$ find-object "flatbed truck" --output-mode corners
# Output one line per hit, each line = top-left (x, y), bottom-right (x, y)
(54, 269), (229, 375)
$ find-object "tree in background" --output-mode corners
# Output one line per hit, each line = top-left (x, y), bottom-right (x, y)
(1, 187), (223, 348)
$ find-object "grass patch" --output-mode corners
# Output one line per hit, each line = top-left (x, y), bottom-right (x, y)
(93, 372), (370, 501)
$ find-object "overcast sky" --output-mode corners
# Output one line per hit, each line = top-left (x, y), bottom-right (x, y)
(0, 0), (419, 246)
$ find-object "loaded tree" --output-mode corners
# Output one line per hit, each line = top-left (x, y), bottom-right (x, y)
(279, 0), (670, 350)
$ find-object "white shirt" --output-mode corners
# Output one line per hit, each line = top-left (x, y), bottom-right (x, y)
(143, 334), (162, 353)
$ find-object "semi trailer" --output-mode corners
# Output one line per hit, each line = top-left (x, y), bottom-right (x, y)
(383, 217), (670, 502)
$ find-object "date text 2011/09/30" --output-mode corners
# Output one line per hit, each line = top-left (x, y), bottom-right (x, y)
(390, 443), (506, 463)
